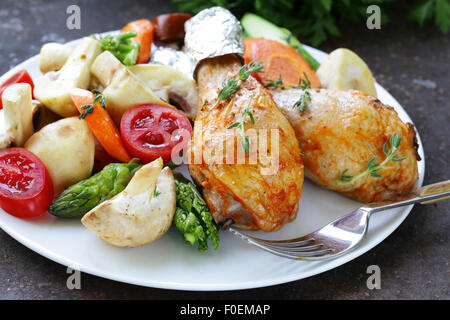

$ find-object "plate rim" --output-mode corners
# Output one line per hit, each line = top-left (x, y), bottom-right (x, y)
(0, 40), (425, 291)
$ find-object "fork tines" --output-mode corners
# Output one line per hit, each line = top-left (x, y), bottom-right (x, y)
(229, 228), (334, 260)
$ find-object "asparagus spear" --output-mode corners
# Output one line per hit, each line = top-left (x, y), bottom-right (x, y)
(49, 159), (142, 219)
(173, 208), (208, 252)
(173, 173), (220, 251)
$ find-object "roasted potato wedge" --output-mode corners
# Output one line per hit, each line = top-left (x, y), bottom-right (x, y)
(81, 158), (176, 247)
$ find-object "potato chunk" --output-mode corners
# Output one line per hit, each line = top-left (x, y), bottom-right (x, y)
(1, 83), (34, 147)
(25, 117), (95, 195)
(90, 51), (171, 125)
(34, 37), (101, 117)
(39, 43), (73, 74)
(129, 64), (199, 119)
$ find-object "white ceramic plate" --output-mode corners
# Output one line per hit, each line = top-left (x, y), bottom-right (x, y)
(0, 39), (424, 291)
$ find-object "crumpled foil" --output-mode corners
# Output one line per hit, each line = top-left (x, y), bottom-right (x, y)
(151, 44), (195, 78)
(184, 6), (244, 77)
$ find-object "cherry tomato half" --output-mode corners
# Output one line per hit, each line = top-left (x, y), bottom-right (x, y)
(0, 148), (54, 219)
(0, 70), (34, 110)
(120, 104), (192, 163)
(152, 13), (192, 43)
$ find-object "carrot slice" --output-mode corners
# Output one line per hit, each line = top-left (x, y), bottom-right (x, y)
(244, 38), (321, 88)
(70, 88), (132, 163)
(121, 19), (154, 64)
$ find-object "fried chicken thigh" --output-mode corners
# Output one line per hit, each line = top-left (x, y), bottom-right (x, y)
(188, 55), (304, 231)
(272, 88), (420, 203)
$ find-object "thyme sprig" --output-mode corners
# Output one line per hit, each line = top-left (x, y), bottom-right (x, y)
(213, 78), (241, 108)
(227, 95), (255, 155)
(293, 91), (310, 113)
(292, 73), (312, 113)
(238, 61), (264, 80)
(79, 89), (106, 120)
(200, 99), (208, 110)
(212, 61), (264, 108)
(264, 75), (286, 90)
(337, 133), (407, 185)
(263, 73), (312, 113)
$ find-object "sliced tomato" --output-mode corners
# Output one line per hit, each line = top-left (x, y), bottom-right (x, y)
(0, 148), (54, 218)
(0, 70), (34, 110)
(120, 104), (192, 163)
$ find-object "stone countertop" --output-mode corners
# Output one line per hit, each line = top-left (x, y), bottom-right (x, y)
(0, 0), (448, 300)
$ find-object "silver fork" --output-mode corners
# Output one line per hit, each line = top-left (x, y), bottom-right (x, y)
(229, 180), (450, 261)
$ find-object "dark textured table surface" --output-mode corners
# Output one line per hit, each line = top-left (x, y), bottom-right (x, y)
(0, 0), (448, 300)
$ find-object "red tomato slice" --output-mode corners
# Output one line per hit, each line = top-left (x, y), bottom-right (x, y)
(0, 148), (54, 219)
(0, 70), (34, 110)
(120, 104), (192, 163)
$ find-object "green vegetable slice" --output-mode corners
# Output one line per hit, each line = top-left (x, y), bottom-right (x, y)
(240, 13), (320, 71)
(93, 32), (140, 66)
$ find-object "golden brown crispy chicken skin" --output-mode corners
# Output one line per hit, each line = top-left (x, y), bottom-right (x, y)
(188, 55), (304, 232)
(272, 88), (420, 203)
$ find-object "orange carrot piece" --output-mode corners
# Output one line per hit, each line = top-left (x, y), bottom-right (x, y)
(70, 88), (132, 163)
(121, 19), (154, 64)
(244, 38), (321, 88)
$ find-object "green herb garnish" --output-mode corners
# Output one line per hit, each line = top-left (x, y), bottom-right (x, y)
(337, 133), (407, 185)
(293, 91), (310, 113)
(238, 61), (264, 80)
(79, 90), (106, 120)
(264, 75), (286, 90)
(292, 73), (312, 113)
(213, 78), (241, 108)
(200, 99), (208, 110)
(212, 61), (263, 108)
(227, 95), (255, 155)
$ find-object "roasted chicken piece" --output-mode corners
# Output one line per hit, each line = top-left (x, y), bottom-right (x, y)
(188, 54), (304, 232)
(272, 88), (420, 203)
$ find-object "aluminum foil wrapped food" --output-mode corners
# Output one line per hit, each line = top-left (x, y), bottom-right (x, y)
(151, 45), (195, 77)
(184, 6), (244, 78)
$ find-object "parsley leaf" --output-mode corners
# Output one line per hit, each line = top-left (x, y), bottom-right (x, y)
(172, 0), (448, 46)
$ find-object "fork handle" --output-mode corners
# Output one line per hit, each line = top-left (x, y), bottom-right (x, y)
(412, 180), (450, 204)
(367, 180), (450, 213)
